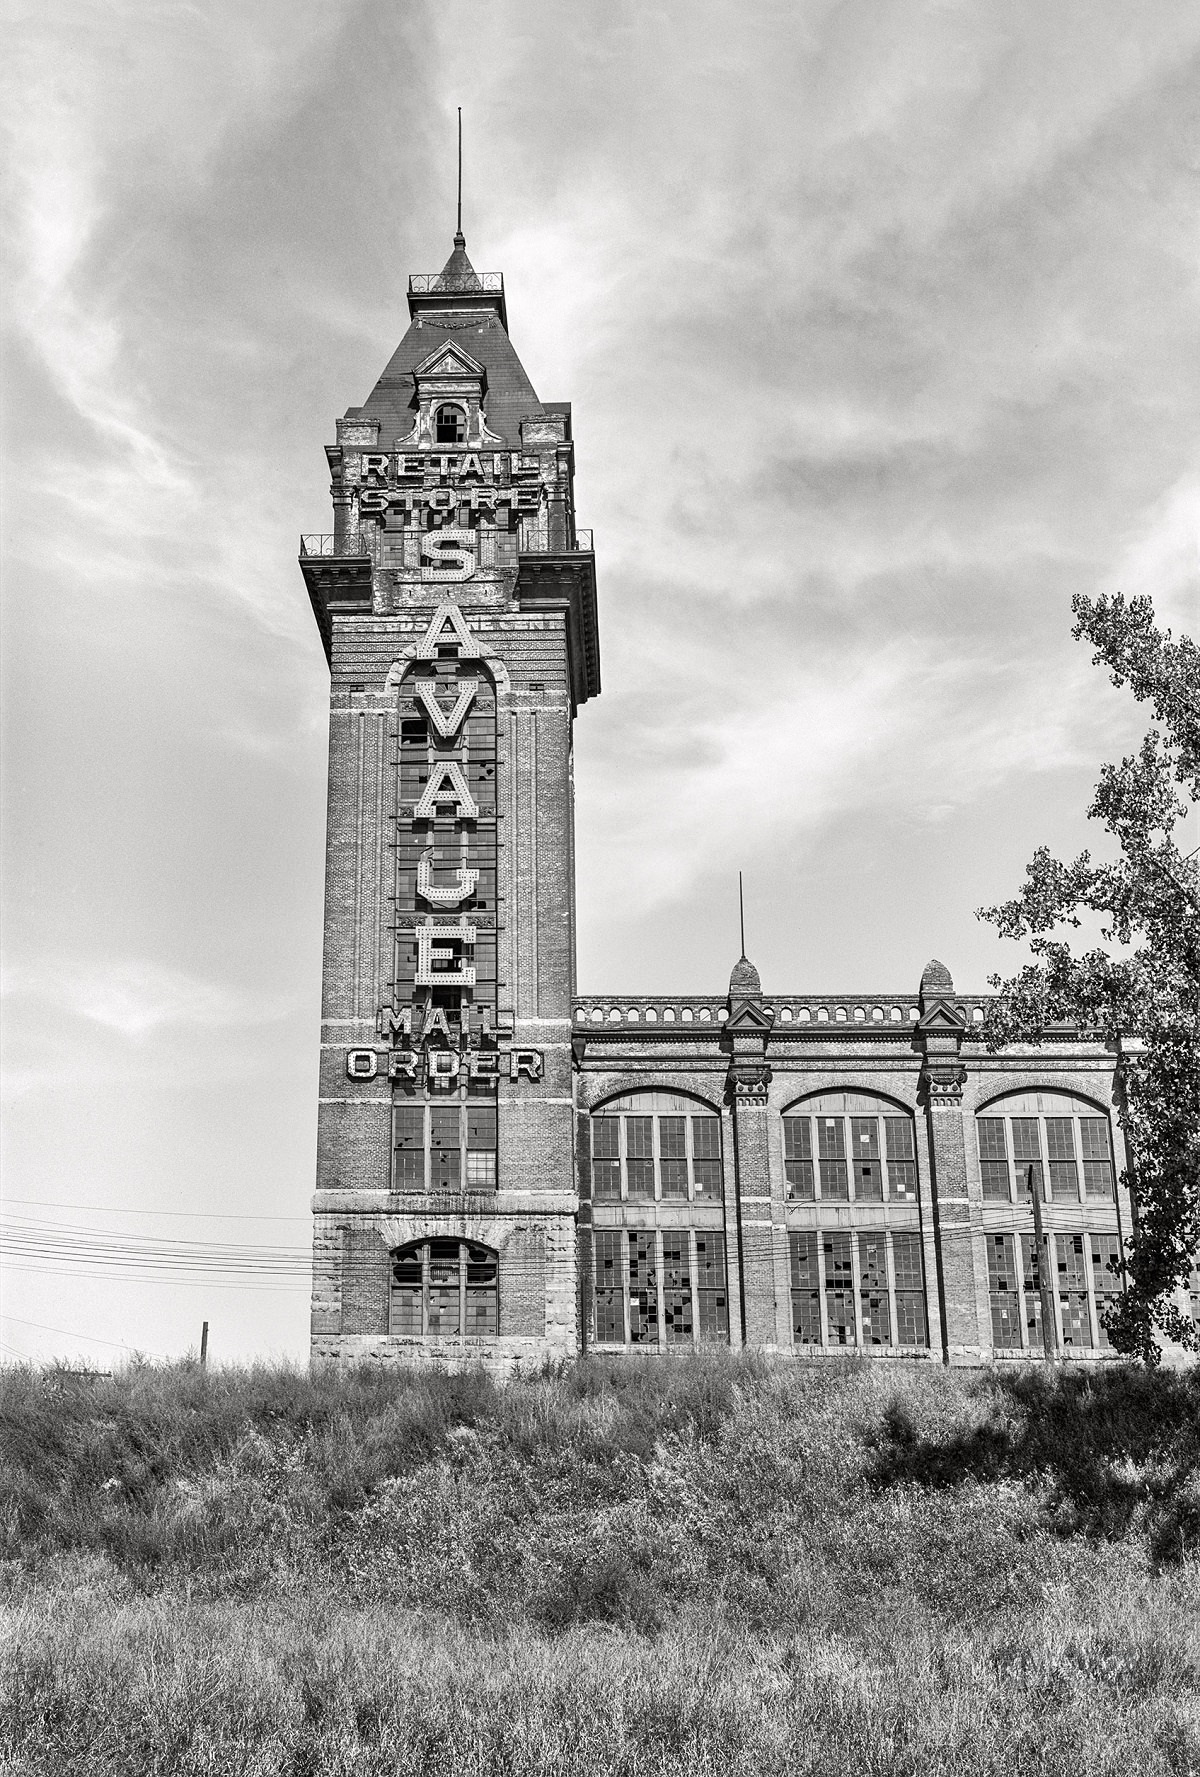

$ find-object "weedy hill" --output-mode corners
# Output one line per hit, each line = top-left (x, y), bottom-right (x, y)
(1, 1355), (1197, 1776)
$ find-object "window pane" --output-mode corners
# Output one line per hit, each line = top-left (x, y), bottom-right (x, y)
(785, 1160), (815, 1200)
(625, 1117), (653, 1160)
(850, 1117), (880, 1159)
(1079, 1118), (1111, 1160)
(895, 1292), (927, 1348)
(823, 1233), (855, 1345)
(790, 1231), (819, 1289)
(430, 1147), (461, 1190)
(427, 1247), (460, 1337)
(592, 1158), (621, 1200)
(1021, 1235), (1044, 1348)
(1090, 1234), (1122, 1351)
(466, 1106), (497, 1149)
(819, 1160), (849, 1200)
(591, 1117), (619, 1160)
(692, 1117), (721, 1161)
(1012, 1118), (1041, 1162)
(1049, 1160), (1079, 1201)
(1060, 1293), (1090, 1347)
(887, 1161), (917, 1201)
(394, 1107), (424, 1149)
(394, 1149), (426, 1190)
(626, 1157), (655, 1200)
(662, 1234), (692, 1345)
(659, 1157), (688, 1199)
(977, 1119), (1007, 1161)
(884, 1118), (914, 1162)
(465, 1151), (496, 1188)
(1083, 1161), (1113, 1198)
(858, 1234), (890, 1346)
(465, 1246), (498, 1337)
(594, 1232), (624, 1344)
(817, 1117), (846, 1160)
(853, 1159), (883, 1200)
(891, 1234), (924, 1293)
(628, 1232), (658, 1344)
(659, 1117), (686, 1160)
(783, 1117), (812, 1161)
(991, 1296), (1023, 1350)
(1056, 1233), (1087, 1292)
(986, 1234), (1019, 1292)
(981, 1160), (1011, 1201)
(430, 1107), (460, 1148)
(1045, 1118), (1076, 1161)
(692, 1158), (722, 1200)
(696, 1232), (728, 1341)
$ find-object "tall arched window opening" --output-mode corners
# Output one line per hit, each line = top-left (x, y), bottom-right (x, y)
(781, 1092), (917, 1203)
(975, 1091), (1114, 1204)
(588, 1091), (723, 1203)
(390, 1238), (498, 1338)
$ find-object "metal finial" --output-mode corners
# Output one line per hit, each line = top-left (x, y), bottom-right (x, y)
(456, 108), (463, 241)
(738, 871), (746, 957)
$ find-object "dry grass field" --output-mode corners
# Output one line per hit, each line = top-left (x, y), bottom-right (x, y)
(1, 1353), (1197, 1776)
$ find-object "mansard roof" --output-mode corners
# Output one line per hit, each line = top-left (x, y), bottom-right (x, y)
(344, 233), (546, 448)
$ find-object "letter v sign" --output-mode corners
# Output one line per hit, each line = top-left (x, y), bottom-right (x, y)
(415, 679), (477, 740)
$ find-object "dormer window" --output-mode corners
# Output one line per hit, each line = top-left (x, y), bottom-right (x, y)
(435, 403), (466, 444)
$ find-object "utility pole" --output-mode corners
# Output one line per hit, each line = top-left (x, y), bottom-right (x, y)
(1028, 1166), (1058, 1361)
(200, 1321), (209, 1368)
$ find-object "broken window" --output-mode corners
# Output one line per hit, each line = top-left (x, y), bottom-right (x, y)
(628, 1232), (658, 1344)
(429, 1106), (462, 1190)
(858, 1233), (891, 1344)
(662, 1234), (693, 1344)
(393, 1104), (426, 1190)
(695, 1232), (729, 1340)
(1056, 1233), (1090, 1346)
(593, 1231), (625, 1343)
(392, 1103), (497, 1195)
(891, 1234), (927, 1347)
(789, 1231), (821, 1344)
(986, 1233), (1022, 1350)
(1089, 1233), (1122, 1349)
(434, 403), (466, 444)
(1020, 1233), (1044, 1349)
(389, 1239), (498, 1338)
(823, 1232), (856, 1344)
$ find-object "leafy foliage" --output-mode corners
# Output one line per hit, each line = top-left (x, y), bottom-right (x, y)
(979, 593), (1200, 1358)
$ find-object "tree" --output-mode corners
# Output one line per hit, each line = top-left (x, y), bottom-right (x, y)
(979, 591), (1200, 1361)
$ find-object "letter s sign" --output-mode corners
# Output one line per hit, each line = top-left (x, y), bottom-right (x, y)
(421, 528), (476, 583)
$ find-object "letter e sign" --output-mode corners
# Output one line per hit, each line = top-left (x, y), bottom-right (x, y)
(421, 528), (476, 583)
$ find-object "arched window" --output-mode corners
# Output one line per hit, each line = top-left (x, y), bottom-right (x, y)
(975, 1091), (1114, 1205)
(781, 1091), (917, 1203)
(434, 403), (466, 444)
(588, 1091), (723, 1203)
(390, 1238), (497, 1338)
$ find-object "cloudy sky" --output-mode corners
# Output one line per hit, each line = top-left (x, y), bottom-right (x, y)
(3, 1), (1197, 1364)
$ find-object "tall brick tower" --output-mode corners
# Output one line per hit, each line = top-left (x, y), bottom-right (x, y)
(301, 228), (599, 1368)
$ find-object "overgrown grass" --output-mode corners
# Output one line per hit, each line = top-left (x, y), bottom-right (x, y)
(1, 1355), (1197, 1774)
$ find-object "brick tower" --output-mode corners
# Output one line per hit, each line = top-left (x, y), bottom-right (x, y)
(302, 228), (599, 1368)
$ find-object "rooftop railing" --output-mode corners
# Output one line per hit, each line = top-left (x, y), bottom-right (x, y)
(408, 272), (503, 294)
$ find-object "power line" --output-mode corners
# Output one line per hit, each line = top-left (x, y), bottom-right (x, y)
(0, 1196), (309, 1222)
(0, 1314), (168, 1356)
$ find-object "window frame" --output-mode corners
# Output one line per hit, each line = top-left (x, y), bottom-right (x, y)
(587, 1097), (724, 1204)
(391, 1101), (498, 1194)
(974, 1095), (1115, 1206)
(780, 1097), (918, 1203)
(787, 1228), (928, 1351)
(589, 1228), (729, 1351)
(434, 402), (467, 444)
(388, 1238), (498, 1338)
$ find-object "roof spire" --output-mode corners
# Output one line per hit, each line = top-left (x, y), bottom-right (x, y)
(455, 107), (465, 249)
(738, 870), (746, 958)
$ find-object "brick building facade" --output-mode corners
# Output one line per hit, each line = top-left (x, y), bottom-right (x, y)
(302, 231), (1135, 1371)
